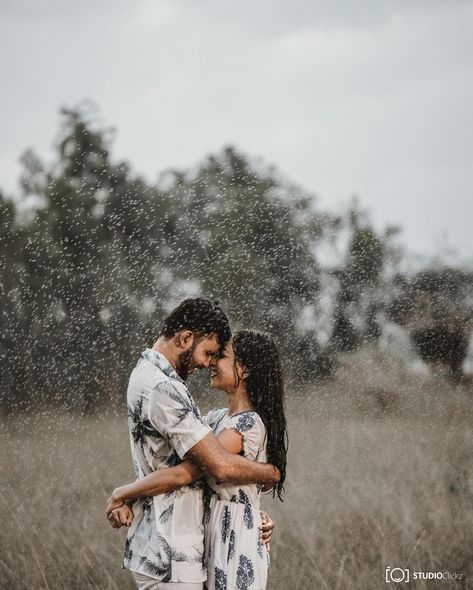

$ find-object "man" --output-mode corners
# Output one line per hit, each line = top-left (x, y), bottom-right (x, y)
(110, 298), (278, 589)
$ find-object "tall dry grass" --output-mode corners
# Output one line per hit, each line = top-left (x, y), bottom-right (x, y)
(2, 347), (473, 589)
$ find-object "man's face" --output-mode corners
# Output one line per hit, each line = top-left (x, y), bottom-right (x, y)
(176, 333), (221, 380)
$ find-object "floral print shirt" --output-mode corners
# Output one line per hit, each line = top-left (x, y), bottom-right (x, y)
(123, 348), (211, 583)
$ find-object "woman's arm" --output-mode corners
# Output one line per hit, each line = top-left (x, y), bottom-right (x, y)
(106, 460), (201, 516)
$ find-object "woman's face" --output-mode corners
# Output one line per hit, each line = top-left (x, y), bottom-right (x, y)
(210, 338), (244, 391)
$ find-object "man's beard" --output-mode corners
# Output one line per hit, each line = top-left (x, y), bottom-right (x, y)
(176, 344), (202, 380)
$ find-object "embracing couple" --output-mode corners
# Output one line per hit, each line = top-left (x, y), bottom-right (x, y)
(106, 298), (288, 590)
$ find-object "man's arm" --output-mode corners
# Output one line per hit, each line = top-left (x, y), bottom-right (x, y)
(106, 429), (277, 515)
(106, 428), (278, 518)
(148, 383), (279, 485)
(185, 431), (280, 485)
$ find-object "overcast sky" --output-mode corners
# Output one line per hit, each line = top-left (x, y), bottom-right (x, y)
(1, 0), (472, 261)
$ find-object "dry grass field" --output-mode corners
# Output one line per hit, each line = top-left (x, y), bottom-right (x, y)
(2, 347), (473, 589)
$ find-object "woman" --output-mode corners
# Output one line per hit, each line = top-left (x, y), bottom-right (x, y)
(107, 330), (288, 590)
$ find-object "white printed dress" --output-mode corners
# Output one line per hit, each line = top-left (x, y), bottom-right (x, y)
(203, 409), (270, 590)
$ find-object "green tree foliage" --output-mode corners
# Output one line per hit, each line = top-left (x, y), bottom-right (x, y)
(0, 107), (331, 411)
(158, 147), (325, 363)
(0, 191), (29, 409)
(329, 201), (398, 352)
(1, 106), (176, 411)
(388, 268), (473, 379)
(2, 104), (471, 411)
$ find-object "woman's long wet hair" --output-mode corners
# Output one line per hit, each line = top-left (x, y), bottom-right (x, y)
(232, 330), (288, 501)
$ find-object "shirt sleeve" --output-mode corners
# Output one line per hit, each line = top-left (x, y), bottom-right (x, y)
(148, 380), (211, 459)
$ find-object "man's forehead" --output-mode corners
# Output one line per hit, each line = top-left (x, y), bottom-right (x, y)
(200, 333), (220, 349)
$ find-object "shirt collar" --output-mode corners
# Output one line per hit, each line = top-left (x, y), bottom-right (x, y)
(141, 348), (185, 384)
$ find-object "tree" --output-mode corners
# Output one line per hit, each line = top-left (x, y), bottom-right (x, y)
(2, 107), (333, 409)
(159, 146), (326, 369)
(328, 201), (398, 352)
(5, 104), (177, 411)
(0, 192), (29, 410)
(388, 267), (473, 379)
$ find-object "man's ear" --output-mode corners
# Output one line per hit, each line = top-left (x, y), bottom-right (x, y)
(175, 330), (194, 349)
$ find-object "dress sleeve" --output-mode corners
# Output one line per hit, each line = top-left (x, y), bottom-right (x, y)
(148, 380), (211, 459)
(201, 408), (228, 433)
(221, 412), (266, 460)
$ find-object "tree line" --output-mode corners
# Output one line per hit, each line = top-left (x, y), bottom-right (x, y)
(1, 105), (472, 412)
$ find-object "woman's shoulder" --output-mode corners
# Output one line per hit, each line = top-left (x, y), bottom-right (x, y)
(224, 411), (266, 459)
(224, 410), (265, 434)
(202, 407), (229, 432)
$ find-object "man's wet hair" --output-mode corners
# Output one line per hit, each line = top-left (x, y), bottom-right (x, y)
(160, 298), (231, 348)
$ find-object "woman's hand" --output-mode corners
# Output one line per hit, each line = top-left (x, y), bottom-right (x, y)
(107, 504), (134, 529)
(259, 510), (275, 551)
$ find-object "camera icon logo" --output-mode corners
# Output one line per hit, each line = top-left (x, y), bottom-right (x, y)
(386, 567), (410, 583)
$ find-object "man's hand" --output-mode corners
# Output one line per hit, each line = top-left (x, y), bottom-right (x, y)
(107, 504), (134, 529)
(106, 488), (126, 518)
(259, 510), (275, 551)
